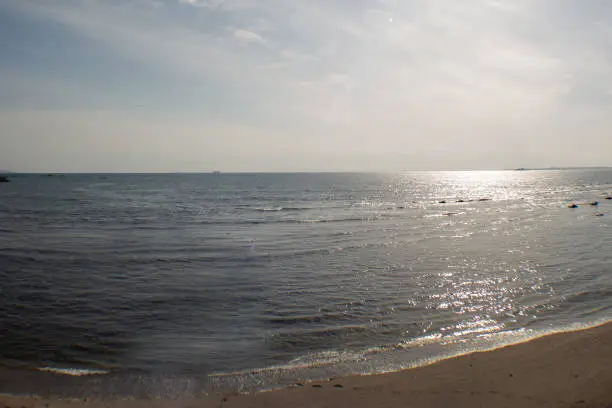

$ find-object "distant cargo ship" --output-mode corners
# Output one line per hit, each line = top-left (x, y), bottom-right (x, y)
(212, 171), (221, 176)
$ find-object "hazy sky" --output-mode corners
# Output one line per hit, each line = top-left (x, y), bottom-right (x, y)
(1, 0), (611, 172)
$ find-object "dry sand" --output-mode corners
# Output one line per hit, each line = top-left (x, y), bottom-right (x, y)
(2, 322), (611, 408)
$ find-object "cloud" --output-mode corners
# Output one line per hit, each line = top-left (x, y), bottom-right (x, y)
(179, 0), (216, 7)
(6, 1), (603, 116)
(3, 0), (612, 170)
(232, 28), (268, 47)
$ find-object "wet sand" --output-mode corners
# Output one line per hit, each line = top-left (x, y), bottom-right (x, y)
(2, 322), (612, 408)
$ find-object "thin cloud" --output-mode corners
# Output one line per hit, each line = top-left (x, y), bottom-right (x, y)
(2, 0), (612, 171)
(233, 28), (268, 47)
(178, 0), (220, 8)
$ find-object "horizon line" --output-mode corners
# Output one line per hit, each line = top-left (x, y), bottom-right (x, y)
(3, 166), (612, 175)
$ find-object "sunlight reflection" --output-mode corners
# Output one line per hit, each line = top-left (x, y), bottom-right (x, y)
(390, 170), (542, 205)
(422, 254), (551, 344)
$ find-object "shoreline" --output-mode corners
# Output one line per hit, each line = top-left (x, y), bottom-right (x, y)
(2, 321), (612, 407)
(0, 320), (603, 398)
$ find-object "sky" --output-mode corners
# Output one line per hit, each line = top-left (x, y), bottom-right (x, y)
(1, 0), (611, 172)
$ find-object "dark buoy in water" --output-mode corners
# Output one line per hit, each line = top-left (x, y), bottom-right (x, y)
(457, 199), (465, 203)
(596, 213), (605, 217)
(606, 196), (612, 200)
(439, 200), (447, 204)
(568, 203), (579, 208)
(590, 201), (599, 206)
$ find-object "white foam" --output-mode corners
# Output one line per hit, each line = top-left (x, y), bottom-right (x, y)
(210, 319), (612, 386)
(37, 367), (110, 376)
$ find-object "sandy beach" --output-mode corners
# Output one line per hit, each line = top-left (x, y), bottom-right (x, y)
(2, 322), (611, 408)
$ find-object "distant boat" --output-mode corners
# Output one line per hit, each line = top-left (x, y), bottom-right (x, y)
(0, 176), (10, 183)
(212, 171), (221, 176)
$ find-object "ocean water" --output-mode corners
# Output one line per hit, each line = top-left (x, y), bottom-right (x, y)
(1, 171), (611, 397)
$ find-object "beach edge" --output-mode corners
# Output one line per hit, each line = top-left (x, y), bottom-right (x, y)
(2, 320), (612, 407)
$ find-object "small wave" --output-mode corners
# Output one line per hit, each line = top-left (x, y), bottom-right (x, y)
(266, 325), (372, 354)
(209, 329), (483, 378)
(267, 313), (349, 326)
(207, 320), (612, 395)
(253, 206), (351, 212)
(210, 349), (366, 377)
(37, 367), (110, 376)
(424, 212), (465, 218)
(206, 217), (372, 225)
(254, 207), (316, 212)
(565, 289), (612, 303)
(294, 218), (364, 224)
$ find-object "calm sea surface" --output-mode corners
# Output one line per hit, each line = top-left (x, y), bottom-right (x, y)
(1, 171), (611, 397)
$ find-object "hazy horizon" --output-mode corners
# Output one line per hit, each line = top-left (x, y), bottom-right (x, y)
(2, 1), (612, 173)
(3, 166), (612, 175)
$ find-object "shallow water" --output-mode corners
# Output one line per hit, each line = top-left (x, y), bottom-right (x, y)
(1, 171), (611, 397)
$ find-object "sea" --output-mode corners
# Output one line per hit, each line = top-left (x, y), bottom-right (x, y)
(1, 171), (611, 398)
